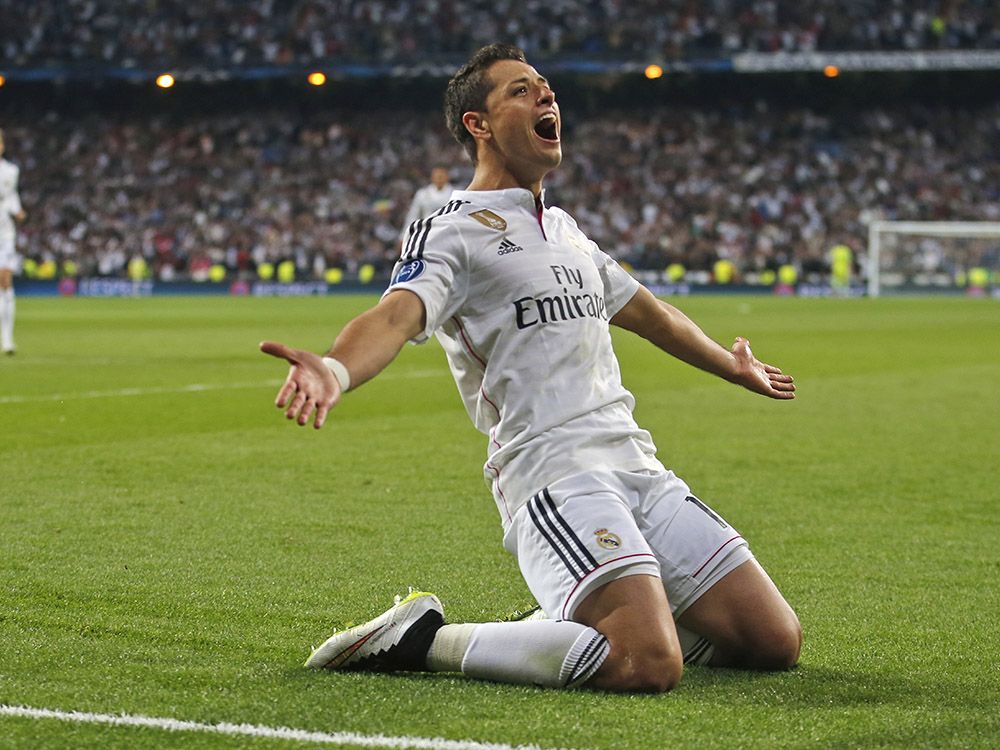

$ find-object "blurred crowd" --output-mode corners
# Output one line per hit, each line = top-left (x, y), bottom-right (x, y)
(3, 100), (998, 284)
(1, 0), (997, 70)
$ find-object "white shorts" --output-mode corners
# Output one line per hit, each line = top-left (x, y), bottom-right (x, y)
(502, 469), (752, 621)
(0, 233), (18, 272)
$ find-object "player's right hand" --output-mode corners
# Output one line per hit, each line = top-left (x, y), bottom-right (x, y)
(729, 337), (796, 400)
(259, 341), (341, 429)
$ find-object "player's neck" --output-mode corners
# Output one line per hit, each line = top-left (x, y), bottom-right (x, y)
(466, 165), (543, 200)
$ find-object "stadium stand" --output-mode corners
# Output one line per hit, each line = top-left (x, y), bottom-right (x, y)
(1, 0), (997, 70)
(1, 2), (997, 286)
(2, 100), (997, 283)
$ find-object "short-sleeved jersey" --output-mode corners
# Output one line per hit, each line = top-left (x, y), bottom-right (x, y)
(385, 188), (662, 526)
(0, 159), (23, 236)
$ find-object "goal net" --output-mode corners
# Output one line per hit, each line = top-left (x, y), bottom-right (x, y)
(867, 221), (1000, 297)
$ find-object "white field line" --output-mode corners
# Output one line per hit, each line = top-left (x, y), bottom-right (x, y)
(0, 369), (447, 406)
(0, 704), (577, 750)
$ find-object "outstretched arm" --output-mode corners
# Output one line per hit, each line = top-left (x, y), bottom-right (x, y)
(260, 289), (426, 428)
(610, 285), (795, 399)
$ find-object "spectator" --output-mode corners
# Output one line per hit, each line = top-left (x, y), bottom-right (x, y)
(3, 100), (997, 284)
(0, 1), (996, 71)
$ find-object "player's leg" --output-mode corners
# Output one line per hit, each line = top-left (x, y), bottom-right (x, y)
(643, 472), (801, 670)
(304, 590), (612, 689)
(432, 478), (685, 692)
(572, 573), (682, 692)
(676, 558), (801, 670)
(0, 266), (15, 354)
(503, 477), (683, 692)
(305, 476), (681, 691)
(428, 616), (611, 688)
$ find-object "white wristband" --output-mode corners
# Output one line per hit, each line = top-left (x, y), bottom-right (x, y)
(321, 356), (351, 392)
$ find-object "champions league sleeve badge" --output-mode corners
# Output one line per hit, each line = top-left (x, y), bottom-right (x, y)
(391, 259), (426, 285)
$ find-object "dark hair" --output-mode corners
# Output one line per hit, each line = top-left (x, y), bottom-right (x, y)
(444, 43), (527, 163)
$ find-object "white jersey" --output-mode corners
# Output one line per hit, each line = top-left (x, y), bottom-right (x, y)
(399, 183), (454, 242)
(385, 187), (662, 527)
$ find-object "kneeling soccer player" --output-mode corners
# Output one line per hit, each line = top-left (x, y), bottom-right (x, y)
(262, 44), (801, 692)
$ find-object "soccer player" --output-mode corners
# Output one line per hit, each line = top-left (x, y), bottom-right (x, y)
(261, 44), (801, 692)
(0, 128), (26, 355)
(398, 166), (454, 245)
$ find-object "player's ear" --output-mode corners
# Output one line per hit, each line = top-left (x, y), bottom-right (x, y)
(463, 111), (490, 141)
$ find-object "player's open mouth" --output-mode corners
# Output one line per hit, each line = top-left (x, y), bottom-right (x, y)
(534, 113), (559, 142)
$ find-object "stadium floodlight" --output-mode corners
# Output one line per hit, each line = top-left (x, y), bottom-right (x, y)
(867, 220), (1000, 296)
(307, 72), (327, 86)
(644, 65), (664, 80)
(155, 73), (175, 89)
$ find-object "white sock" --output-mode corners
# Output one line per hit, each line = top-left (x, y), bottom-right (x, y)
(427, 620), (609, 689)
(491, 605), (716, 667)
(0, 288), (13, 351)
(677, 624), (715, 666)
(426, 623), (477, 672)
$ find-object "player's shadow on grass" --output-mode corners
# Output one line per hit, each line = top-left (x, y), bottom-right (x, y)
(287, 665), (995, 750)
(288, 662), (990, 715)
(680, 663), (987, 712)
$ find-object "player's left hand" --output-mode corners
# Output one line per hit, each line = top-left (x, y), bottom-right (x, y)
(730, 337), (795, 400)
(259, 341), (341, 428)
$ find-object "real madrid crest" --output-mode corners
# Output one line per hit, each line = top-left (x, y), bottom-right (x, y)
(594, 528), (622, 550)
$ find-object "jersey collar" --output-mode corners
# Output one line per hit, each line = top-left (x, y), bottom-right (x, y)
(452, 187), (546, 212)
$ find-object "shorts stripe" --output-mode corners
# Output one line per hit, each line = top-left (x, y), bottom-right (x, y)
(527, 490), (597, 582)
(541, 489), (599, 569)
(526, 494), (586, 581)
(537, 489), (599, 575)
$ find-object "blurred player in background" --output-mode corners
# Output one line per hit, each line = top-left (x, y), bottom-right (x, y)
(0, 128), (26, 355)
(399, 166), (453, 245)
(262, 44), (801, 692)
(829, 240), (854, 294)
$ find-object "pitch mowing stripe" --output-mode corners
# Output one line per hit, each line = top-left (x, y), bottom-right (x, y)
(0, 704), (584, 750)
(0, 369), (447, 405)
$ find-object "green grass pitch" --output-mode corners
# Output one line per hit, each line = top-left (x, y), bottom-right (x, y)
(1, 294), (998, 749)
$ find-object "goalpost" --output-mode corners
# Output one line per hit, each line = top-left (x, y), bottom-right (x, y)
(867, 220), (1000, 297)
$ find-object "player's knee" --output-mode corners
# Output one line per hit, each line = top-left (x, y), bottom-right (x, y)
(622, 647), (683, 693)
(753, 615), (802, 671)
(597, 642), (683, 693)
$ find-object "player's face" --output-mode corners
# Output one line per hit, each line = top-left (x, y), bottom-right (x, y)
(430, 167), (449, 188)
(481, 59), (561, 183)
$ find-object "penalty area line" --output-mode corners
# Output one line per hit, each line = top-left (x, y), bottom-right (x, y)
(0, 704), (582, 750)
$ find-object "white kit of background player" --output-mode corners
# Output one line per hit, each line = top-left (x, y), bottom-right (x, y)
(0, 128), (26, 355)
(398, 166), (454, 245)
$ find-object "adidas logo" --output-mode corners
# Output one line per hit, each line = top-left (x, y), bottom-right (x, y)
(497, 237), (524, 256)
